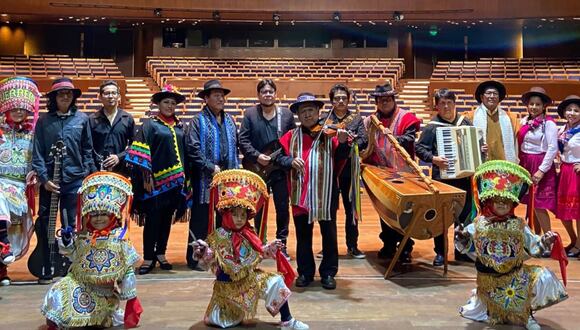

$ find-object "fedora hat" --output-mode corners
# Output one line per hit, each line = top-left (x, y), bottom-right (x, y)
(557, 95), (580, 118)
(521, 86), (552, 106)
(369, 82), (398, 97)
(475, 80), (506, 103)
(45, 77), (82, 98)
(289, 92), (325, 113)
(151, 84), (186, 104)
(196, 79), (231, 99)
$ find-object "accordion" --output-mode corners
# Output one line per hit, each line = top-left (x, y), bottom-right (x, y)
(435, 126), (483, 179)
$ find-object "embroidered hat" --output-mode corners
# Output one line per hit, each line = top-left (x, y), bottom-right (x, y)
(475, 80), (506, 103)
(210, 169), (268, 217)
(0, 76), (41, 114)
(557, 95), (580, 119)
(289, 92), (325, 113)
(369, 82), (398, 97)
(474, 160), (532, 204)
(196, 79), (231, 99)
(45, 77), (82, 98)
(151, 84), (186, 104)
(76, 171), (133, 231)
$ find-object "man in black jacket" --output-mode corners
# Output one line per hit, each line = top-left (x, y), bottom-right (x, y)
(415, 88), (477, 266)
(89, 80), (135, 175)
(239, 79), (296, 259)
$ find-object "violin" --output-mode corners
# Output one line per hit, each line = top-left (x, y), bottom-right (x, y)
(310, 120), (346, 137)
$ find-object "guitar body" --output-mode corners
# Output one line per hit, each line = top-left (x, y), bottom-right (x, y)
(27, 219), (70, 279)
(242, 140), (283, 180)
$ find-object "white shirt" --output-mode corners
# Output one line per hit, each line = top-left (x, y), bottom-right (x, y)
(520, 118), (559, 173)
(560, 126), (580, 164)
(105, 108), (118, 125)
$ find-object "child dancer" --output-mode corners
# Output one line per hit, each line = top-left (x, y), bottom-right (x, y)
(457, 160), (567, 330)
(41, 172), (142, 329)
(192, 169), (308, 329)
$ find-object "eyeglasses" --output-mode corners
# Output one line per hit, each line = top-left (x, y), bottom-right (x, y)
(102, 91), (119, 96)
(484, 91), (499, 97)
(333, 96), (348, 102)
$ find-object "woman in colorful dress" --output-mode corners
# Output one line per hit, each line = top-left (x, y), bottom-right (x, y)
(556, 95), (580, 257)
(41, 171), (142, 329)
(0, 77), (40, 285)
(125, 85), (188, 275)
(456, 160), (567, 330)
(517, 87), (559, 240)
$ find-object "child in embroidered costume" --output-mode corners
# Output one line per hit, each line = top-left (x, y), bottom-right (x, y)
(192, 169), (308, 330)
(41, 172), (143, 329)
(456, 160), (567, 330)
(0, 77), (40, 285)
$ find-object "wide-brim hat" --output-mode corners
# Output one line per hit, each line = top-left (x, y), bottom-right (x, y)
(0, 76), (41, 114)
(557, 95), (580, 118)
(475, 80), (506, 103)
(369, 82), (398, 97)
(521, 86), (552, 106)
(289, 92), (325, 113)
(196, 79), (231, 99)
(474, 160), (531, 204)
(45, 77), (82, 98)
(151, 84), (186, 104)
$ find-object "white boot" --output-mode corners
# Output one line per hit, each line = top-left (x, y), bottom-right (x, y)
(281, 318), (309, 330)
(526, 316), (541, 330)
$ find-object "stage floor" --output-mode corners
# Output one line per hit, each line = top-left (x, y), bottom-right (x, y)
(1, 195), (578, 329)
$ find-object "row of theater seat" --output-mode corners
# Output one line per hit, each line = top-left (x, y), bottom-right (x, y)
(432, 58), (580, 80)
(0, 55), (123, 78)
(146, 56), (405, 87)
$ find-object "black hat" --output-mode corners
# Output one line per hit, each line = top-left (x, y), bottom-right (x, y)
(151, 84), (186, 104)
(196, 79), (231, 99)
(45, 77), (82, 98)
(521, 86), (552, 106)
(557, 95), (580, 118)
(369, 82), (397, 97)
(289, 92), (325, 113)
(474, 80), (506, 103)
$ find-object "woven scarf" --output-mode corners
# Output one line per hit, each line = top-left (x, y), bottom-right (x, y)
(558, 124), (580, 153)
(289, 128), (333, 223)
(517, 114), (555, 147)
(198, 107), (239, 204)
(473, 104), (518, 163)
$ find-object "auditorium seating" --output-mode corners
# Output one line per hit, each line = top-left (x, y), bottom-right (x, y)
(431, 58), (580, 81)
(0, 54), (123, 78)
(146, 57), (405, 88)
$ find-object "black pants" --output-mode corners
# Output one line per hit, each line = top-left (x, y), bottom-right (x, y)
(186, 201), (222, 265)
(433, 177), (474, 255)
(379, 220), (414, 253)
(255, 173), (290, 243)
(294, 212), (338, 279)
(142, 189), (180, 261)
(338, 172), (359, 249)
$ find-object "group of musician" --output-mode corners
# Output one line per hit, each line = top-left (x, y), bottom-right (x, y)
(0, 75), (578, 293)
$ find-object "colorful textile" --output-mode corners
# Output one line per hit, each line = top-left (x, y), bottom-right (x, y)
(472, 104), (518, 163)
(519, 152), (557, 212)
(0, 77), (41, 127)
(209, 169), (268, 217)
(557, 162), (580, 221)
(77, 172), (133, 222)
(475, 160), (532, 204)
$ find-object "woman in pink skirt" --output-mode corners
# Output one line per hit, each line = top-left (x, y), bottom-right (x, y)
(517, 87), (559, 240)
(557, 95), (580, 258)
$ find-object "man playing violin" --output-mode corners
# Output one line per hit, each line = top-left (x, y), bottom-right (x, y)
(274, 92), (350, 290)
(316, 84), (368, 259)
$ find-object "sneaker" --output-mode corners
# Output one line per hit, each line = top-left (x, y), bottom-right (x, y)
(432, 254), (444, 267)
(526, 316), (541, 330)
(0, 276), (10, 286)
(281, 318), (310, 330)
(281, 247), (291, 261)
(347, 247), (366, 259)
(1, 251), (14, 265)
(315, 250), (323, 259)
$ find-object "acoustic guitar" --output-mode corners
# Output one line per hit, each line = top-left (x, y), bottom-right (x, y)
(241, 140), (283, 181)
(28, 140), (71, 279)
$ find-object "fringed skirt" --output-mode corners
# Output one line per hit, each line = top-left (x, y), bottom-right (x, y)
(557, 162), (580, 221)
(460, 265), (567, 326)
(204, 271), (292, 328)
(519, 152), (557, 212)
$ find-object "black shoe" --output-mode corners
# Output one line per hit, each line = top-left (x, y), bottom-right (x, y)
(187, 261), (205, 271)
(454, 252), (474, 263)
(156, 256), (173, 271)
(320, 275), (336, 290)
(347, 247), (366, 259)
(433, 254), (444, 267)
(377, 247), (394, 259)
(138, 260), (156, 275)
(295, 275), (313, 287)
(399, 251), (412, 264)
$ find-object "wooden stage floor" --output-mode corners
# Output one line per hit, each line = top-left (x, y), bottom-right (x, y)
(1, 195), (579, 329)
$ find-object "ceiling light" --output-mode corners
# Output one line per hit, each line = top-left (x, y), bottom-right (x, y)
(68, 16), (73, 19)
(291, 20), (295, 26)
(369, 20), (376, 25)
(59, 18), (64, 21)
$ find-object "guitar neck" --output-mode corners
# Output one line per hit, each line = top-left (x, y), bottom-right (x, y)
(47, 160), (62, 247)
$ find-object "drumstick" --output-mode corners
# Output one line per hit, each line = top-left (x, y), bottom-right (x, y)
(369, 115), (439, 193)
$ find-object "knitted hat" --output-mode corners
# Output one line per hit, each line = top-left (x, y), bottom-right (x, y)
(0, 76), (41, 114)
(474, 160), (532, 204)
(76, 171), (133, 232)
